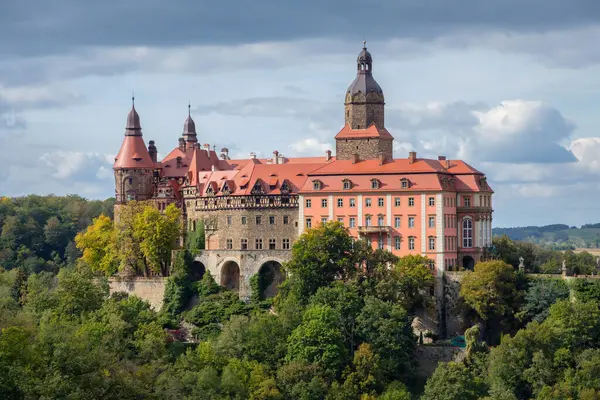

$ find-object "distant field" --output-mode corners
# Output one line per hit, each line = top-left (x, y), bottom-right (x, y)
(575, 248), (600, 256)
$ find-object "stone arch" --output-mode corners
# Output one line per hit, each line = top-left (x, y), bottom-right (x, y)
(256, 260), (285, 299)
(190, 261), (205, 281)
(221, 260), (240, 292)
(463, 255), (475, 271)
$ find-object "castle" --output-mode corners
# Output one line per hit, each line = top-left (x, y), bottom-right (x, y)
(114, 43), (494, 299)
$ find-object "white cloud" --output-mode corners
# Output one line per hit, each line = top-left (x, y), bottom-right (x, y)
(39, 151), (113, 181)
(569, 137), (600, 173)
(288, 138), (332, 154)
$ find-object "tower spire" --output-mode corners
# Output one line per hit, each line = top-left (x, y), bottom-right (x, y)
(183, 102), (198, 145)
(125, 93), (142, 134)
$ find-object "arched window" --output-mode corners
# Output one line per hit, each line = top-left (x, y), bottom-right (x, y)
(462, 218), (473, 248)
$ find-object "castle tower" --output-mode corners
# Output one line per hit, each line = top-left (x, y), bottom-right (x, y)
(113, 97), (156, 204)
(336, 42), (393, 161)
(183, 104), (198, 148)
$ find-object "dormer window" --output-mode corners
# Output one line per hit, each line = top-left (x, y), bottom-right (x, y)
(251, 180), (265, 195)
(312, 180), (322, 190)
(343, 179), (352, 190)
(281, 180), (291, 194)
(371, 179), (380, 189)
(400, 178), (410, 189)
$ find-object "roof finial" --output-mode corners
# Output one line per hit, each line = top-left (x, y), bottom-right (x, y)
(188, 101), (191, 117)
(362, 40), (367, 49)
(132, 91), (135, 108)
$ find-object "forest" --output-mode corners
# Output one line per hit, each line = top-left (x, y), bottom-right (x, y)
(2, 196), (600, 399)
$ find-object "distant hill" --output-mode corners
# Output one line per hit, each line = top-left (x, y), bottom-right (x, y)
(493, 224), (600, 249)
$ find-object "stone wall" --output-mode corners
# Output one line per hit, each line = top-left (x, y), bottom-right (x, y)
(344, 91), (385, 130)
(335, 137), (393, 161)
(416, 345), (466, 377)
(195, 249), (289, 300)
(108, 277), (167, 310)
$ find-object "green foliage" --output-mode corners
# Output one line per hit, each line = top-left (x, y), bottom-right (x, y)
(185, 219), (205, 252)
(518, 278), (570, 323)
(286, 304), (348, 375)
(283, 221), (355, 303)
(570, 279), (600, 303)
(0, 195), (114, 272)
(460, 260), (524, 344)
(162, 250), (194, 317)
(422, 361), (489, 400)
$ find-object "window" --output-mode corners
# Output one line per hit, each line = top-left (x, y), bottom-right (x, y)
(337, 217), (344, 223)
(313, 180), (322, 190)
(464, 196), (471, 207)
(321, 217), (328, 224)
(349, 217), (356, 228)
(394, 197), (401, 206)
(337, 198), (343, 207)
(283, 215), (289, 224)
(409, 237), (415, 250)
(365, 198), (372, 207)
(269, 238), (276, 250)
(282, 239), (290, 249)
(241, 239), (248, 250)
(408, 197), (415, 207)
(394, 217), (401, 228)
(256, 239), (263, 250)
(226, 215), (232, 225)
(365, 216), (372, 226)
(408, 217), (415, 228)
(306, 199), (312, 208)
(306, 218), (312, 228)
(241, 216), (247, 225)
(378, 216), (384, 226)
(343, 180), (351, 190)
(321, 199), (328, 208)
(463, 218), (473, 248)
(226, 239), (233, 250)
(428, 216), (435, 228)
(378, 237), (384, 249)
(371, 179), (379, 189)
(378, 198), (384, 207)
(429, 197), (435, 206)
(349, 198), (356, 207)
(401, 179), (409, 189)
(269, 216), (275, 225)
(429, 237), (435, 250)
(395, 236), (401, 250)
(256, 215), (262, 225)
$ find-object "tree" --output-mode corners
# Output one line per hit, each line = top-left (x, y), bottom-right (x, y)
(518, 278), (570, 323)
(283, 221), (355, 303)
(393, 254), (434, 312)
(162, 250), (193, 317)
(134, 203), (181, 276)
(356, 297), (416, 383)
(460, 260), (523, 343)
(74, 214), (118, 276)
(422, 361), (489, 400)
(286, 304), (348, 375)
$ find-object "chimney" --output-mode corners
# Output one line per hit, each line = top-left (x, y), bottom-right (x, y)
(273, 150), (280, 164)
(352, 153), (359, 164)
(378, 151), (385, 166)
(148, 140), (157, 163)
(408, 151), (417, 164)
(178, 137), (186, 152)
(250, 152), (256, 159)
(326, 149), (332, 161)
(176, 156), (182, 168)
(438, 156), (446, 161)
(445, 159), (451, 169)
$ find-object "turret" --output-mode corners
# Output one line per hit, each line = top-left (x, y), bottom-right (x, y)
(113, 97), (156, 204)
(183, 103), (198, 147)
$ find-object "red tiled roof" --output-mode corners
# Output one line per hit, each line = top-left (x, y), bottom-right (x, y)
(113, 136), (156, 169)
(334, 123), (394, 140)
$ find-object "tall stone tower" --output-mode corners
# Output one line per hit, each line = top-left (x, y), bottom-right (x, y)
(336, 42), (394, 162)
(113, 98), (156, 205)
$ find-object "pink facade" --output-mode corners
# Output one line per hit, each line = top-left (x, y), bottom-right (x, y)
(299, 158), (493, 275)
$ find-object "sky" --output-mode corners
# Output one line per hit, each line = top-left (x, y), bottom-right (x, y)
(1, 0), (600, 227)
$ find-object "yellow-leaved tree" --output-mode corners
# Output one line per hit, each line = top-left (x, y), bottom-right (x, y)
(75, 214), (118, 276)
(134, 203), (181, 276)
